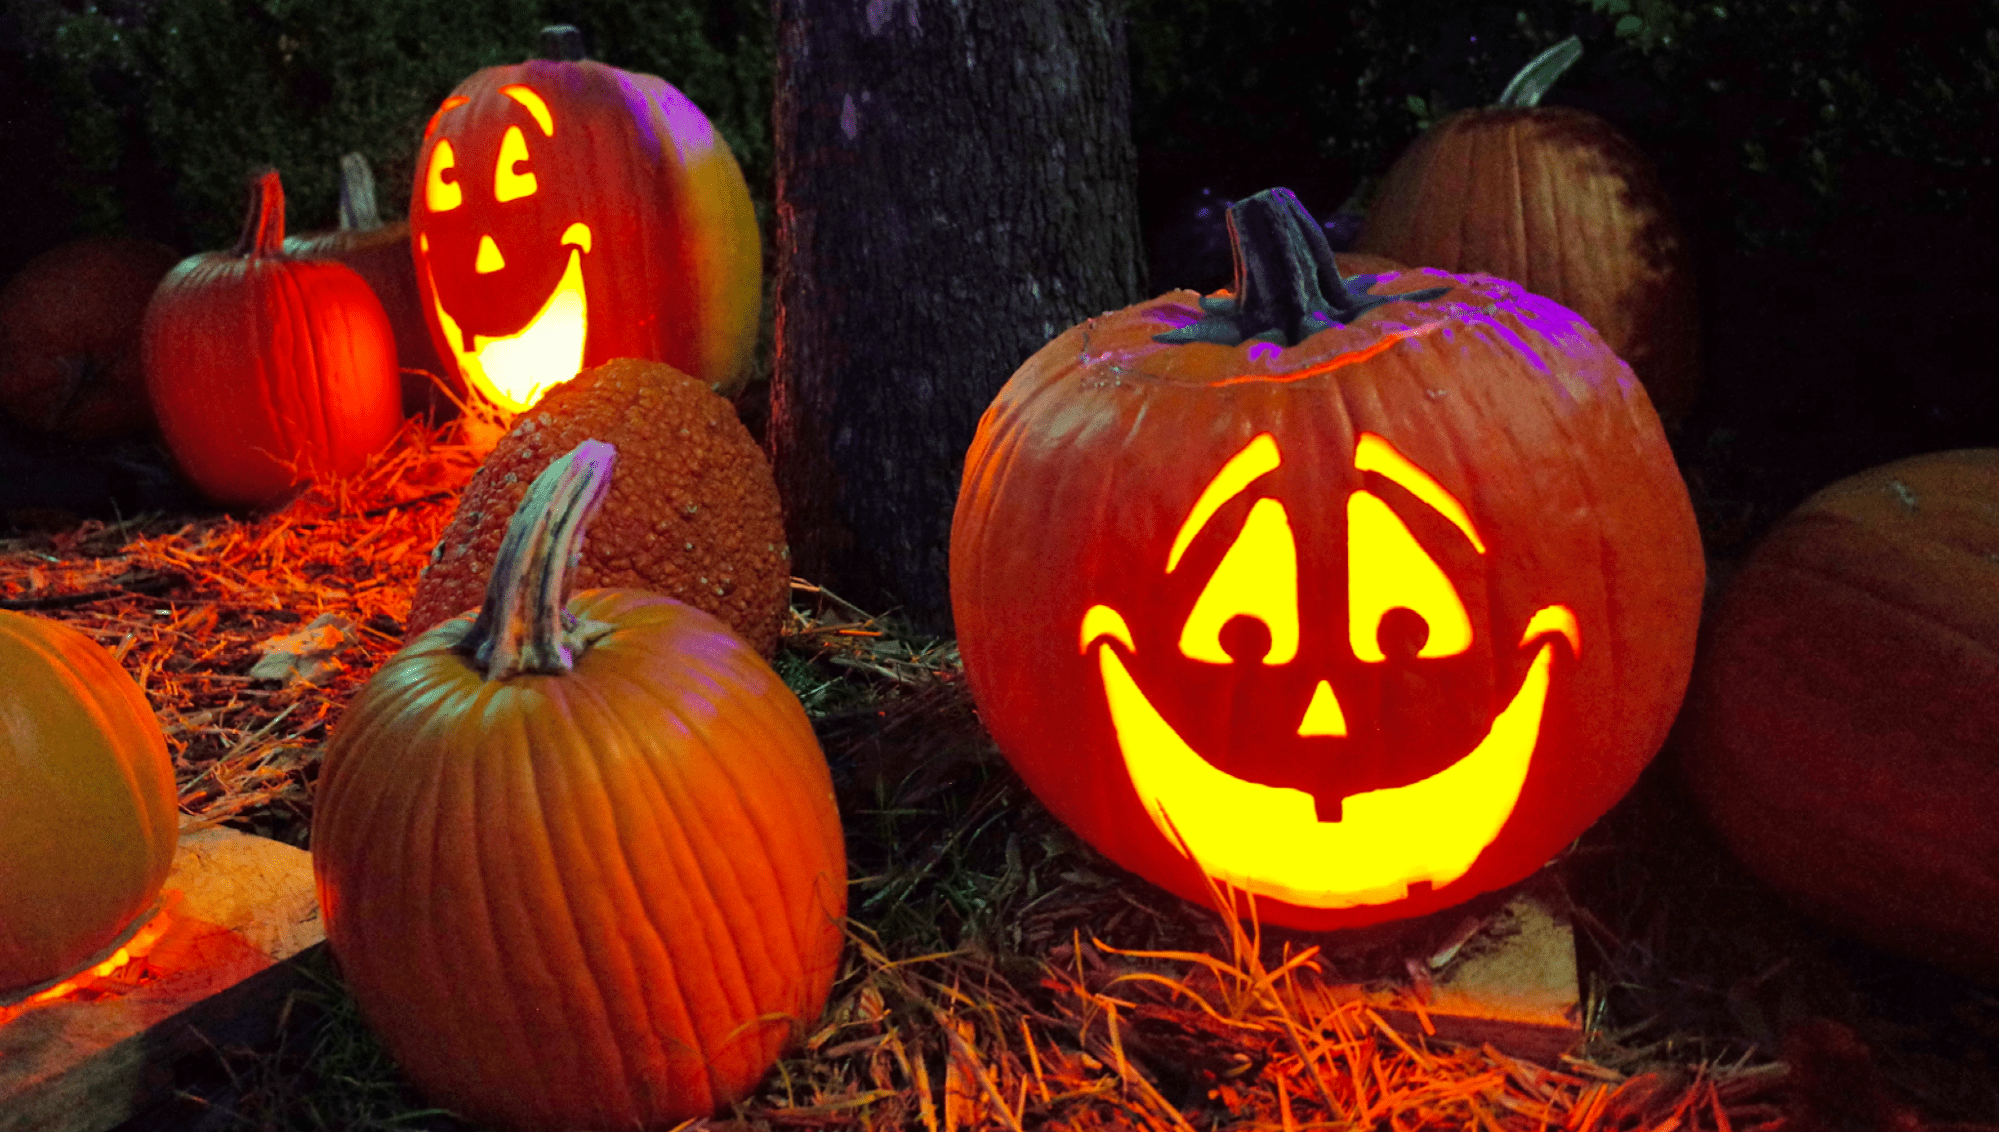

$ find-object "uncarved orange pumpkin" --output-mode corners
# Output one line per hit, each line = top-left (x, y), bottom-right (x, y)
(1683, 449), (1999, 982)
(0, 609), (177, 995)
(410, 24), (761, 421)
(142, 168), (402, 510)
(952, 187), (1703, 932)
(1357, 38), (1700, 424)
(314, 440), (846, 1128)
(0, 235), (180, 441)
(284, 153), (456, 422)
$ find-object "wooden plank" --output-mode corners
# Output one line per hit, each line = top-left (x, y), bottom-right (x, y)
(1291, 885), (1584, 1066)
(0, 827), (323, 1131)
(1366, 887), (1583, 1065)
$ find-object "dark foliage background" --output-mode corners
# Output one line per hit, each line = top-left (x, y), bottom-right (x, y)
(3, 0), (1995, 542)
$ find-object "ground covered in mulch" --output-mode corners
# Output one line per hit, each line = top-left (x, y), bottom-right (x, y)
(3, 416), (1996, 1131)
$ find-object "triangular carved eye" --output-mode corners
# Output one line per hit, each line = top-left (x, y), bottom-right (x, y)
(1178, 497), (1300, 664)
(1347, 489), (1471, 661)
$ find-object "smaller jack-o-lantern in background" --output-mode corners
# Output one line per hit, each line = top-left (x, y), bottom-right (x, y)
(410, 25), (760, 441)
(951, 188), (1705, 931)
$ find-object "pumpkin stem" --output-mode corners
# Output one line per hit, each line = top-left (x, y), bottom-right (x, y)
(1497, 36), (1582, 108)
(233, 168), (287, 258)
(1154, 187), (1448, 347)
(335, 152), (382, 232)
(541, 24), (587, 61)
(458, 439), (618, 680)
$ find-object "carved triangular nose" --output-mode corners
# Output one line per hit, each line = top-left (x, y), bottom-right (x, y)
(475, 234), (506, 274)
(1297, 679), (1348, 737)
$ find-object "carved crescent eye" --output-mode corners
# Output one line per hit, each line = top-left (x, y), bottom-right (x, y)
(494, 126), (538, 202)
(424, 141), (462, 213)
(1348, 488), (1472, 661)
(1179, 497), (1300, 665)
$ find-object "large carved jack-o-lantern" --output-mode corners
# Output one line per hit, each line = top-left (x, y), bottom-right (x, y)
(411, 25), (760, 430)
(951, 188), (1705, 931)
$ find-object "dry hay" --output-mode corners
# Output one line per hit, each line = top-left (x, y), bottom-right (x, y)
(0, 414), (484, 840)
(0, 422), (1799, 1130)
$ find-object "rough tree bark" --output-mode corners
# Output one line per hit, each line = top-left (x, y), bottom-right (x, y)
(769, 0), (1144, 636)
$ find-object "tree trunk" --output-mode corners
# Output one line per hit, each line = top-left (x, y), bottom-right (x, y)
(770, 0), (1144, 636)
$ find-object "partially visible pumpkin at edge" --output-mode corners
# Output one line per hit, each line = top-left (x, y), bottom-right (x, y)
(406, 357), (790, 656)
(1681, 449), (1999, 984)
(0, 236), (180, 441)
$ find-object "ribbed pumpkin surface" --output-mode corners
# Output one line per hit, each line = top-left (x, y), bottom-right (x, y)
(1683, 450), (1999, 982)
(142, 170), (402, 510)
(313, 589), (847, 1127)
(1357, 106), (1700, 424)
(952, 249), (1702, 931)
(0, 610), (177, 995)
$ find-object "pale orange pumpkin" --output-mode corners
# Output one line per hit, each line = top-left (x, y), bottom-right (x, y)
(314, 440), (846, 1128)
(1357, 37), (1701, 424)
(0, 610), (177, 996)
(410, 25), (760, 426)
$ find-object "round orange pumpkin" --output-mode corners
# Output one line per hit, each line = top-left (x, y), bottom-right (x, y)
(142, 168), (403, 510)
(1356, 37), (1700, 425)
(314, 440), (846, 1128)
(0, 235), (180, 441)
(951, 187), (1704, 932)
(1683, 450), (1999, 982)
(0, 610), (177, 996)
(410, 24), (761, 420)
(284, 152), (456, 422)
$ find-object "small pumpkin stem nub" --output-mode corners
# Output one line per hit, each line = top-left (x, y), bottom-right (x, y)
(459, 440), (617, 680)
(1497, 36), (1583, 109)
(1155, 187), (1448, 347)
(234, 168), (287, 258)
(541, 24), (587, 61)
(335, 152), (381, 232)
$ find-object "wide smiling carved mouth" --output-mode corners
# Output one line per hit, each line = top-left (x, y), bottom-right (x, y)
(422, 223), (592, 414)
(1082, 603), (1575, 909)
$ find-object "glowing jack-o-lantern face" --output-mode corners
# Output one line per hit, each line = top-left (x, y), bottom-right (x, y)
(950, 189), (1705, 930)
(411, 28), (761, 427)
(1081, 431), (1581, 910)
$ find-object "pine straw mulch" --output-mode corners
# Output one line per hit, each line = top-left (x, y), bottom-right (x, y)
(0, 414), (1904, 1131)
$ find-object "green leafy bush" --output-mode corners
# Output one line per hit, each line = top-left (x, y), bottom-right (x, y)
(1, 0), (773, 262)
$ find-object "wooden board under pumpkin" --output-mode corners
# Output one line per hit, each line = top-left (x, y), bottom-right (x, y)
(0, 826), (322, 1130)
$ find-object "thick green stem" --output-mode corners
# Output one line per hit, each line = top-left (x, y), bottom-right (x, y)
(1497, 36), (1582, 108)
(1154, 187), (1447, 348)
(457, 439), (617, 679)
(232, 168), (287, 257)
(334, 152), (381, 231)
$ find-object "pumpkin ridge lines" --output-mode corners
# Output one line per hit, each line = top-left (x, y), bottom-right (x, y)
(424, 674), (549, 1115)
(466, 682), (594, 1118)
(636, 646), (815, 1001)
(380, 682), (487, 1106)
(1746, 552), (1999, 673)
(551, 653), (728, 1110)
(513, 677), (652, 1117)
(571, 641), (767, 1108)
